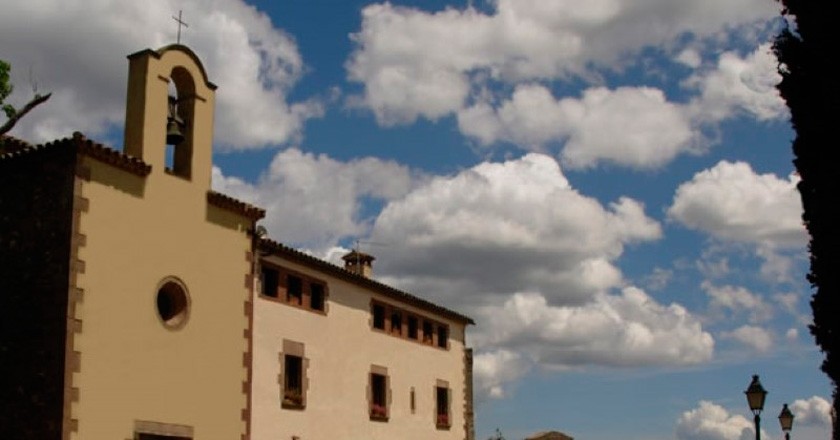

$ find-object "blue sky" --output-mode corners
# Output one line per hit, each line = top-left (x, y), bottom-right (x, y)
(1, 0), (832, 439)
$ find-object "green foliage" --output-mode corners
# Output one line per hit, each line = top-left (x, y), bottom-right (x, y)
(774, 1), (840, 438)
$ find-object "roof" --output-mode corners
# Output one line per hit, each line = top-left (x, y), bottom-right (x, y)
(1, 132), (263, 220)
(259, 238), (475, 325)
(1, 132), (151, 176)
(525, 431), (574, 440)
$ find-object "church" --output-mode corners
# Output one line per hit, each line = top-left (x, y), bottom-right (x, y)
(0, 45), (474, 440)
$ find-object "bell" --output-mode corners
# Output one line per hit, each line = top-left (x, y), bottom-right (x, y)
(166, 95), (186, 145)
(166, 117), (185, 145)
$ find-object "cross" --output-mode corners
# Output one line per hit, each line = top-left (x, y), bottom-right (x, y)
(172, 10), (188, 44)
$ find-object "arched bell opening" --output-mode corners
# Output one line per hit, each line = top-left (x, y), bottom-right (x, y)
(165, 66), (196, 179)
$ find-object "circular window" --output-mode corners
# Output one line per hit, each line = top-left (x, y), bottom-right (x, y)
(155, 278), (190, 329)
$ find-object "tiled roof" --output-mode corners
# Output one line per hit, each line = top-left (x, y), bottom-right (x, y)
(72, 132), (151, 176)
(0, 132), (151, 176)
(207, 191), (266, 221)
(2, 132), (264, 221)
(259, 238), (475, 325)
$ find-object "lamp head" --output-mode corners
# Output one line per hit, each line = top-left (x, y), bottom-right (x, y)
(745, 375), (767, 415)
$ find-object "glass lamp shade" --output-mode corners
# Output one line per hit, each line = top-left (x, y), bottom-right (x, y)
(779, 404), (794, 431)
(745, 375), (767, 413)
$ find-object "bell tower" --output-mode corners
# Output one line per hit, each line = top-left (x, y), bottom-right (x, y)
(123, 44), (217, 190)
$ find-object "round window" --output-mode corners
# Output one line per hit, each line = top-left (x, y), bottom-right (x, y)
(156, 278), (190, 329)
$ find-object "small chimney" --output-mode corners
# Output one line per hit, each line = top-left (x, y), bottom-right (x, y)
(342, 250), (375, 278)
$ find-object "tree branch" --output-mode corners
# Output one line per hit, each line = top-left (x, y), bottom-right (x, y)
(0, 92), (51, 136)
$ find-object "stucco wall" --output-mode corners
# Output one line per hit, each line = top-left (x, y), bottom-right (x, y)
(68, 155), (251, 439)
(251, 256), (469, 440)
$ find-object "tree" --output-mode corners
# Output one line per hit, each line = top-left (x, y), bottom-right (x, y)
(0, 59), (51, 136)
(774, 1), (840, 438)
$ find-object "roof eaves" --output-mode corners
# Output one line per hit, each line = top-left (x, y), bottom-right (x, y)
(259, 238), (475, 325)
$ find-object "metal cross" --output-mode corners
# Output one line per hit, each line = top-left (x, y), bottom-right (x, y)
(172, 10), (188, 44)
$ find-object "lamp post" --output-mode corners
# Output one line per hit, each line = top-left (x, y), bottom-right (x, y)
(779, 403), (794, 440)
(745, 375), (768, 440)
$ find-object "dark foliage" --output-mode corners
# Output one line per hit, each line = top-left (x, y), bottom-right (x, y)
(774, 1), (840, 436)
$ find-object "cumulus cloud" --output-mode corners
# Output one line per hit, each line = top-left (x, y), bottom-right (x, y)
(346, 1), (782, 170)
(676, 401), (756, 440)
(357, 153), (712, 395)
(791, 396), (832, 427)
(668, 161), (806, 248)
(212, 148), (415, 248)
(720, 325), (773, 352)
(457, 85), (696, 170)
(685, 44), (787, 123)
(348, 0), (777, 125)
(702, 282), (773, 324)
(474, 289), (713, 368)
(473, 349), (530, 400)
(0, 0), (321, 149)
(371, 153), (661, 306)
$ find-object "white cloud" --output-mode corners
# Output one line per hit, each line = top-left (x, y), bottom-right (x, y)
(676, 401), (756, 440)
(668, 161), (806, 248)
(473, 289), (713, 368)
(0, 0), (321, 149)
(473, 349), (530, 400)
(721, 325), (773, 353)
(347, 0), (777, 125)
(358, 153), (712, 393)
(791, 396), (832, 427)
(785, 328), (798, 342)
(702, 282), (773, 324)
(212, 148), (415, 248)
(346, 1), (784, 170)
(685, 44), (787, 123)
(457, 85), (696, 170)
(371, 153), (661, 306)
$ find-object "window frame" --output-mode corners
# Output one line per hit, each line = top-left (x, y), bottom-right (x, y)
(368, 365), (390, 422)
(280, 339), (308, 410)
(260, 263), (329, 315)
(370, 299), (450, 350)
(435, 381), (451, 430)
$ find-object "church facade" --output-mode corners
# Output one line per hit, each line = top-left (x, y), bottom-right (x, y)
(0, 45), (473, 440)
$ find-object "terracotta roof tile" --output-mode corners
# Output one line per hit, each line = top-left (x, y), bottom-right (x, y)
(259, 238), (475, 325)
(207, 191), (266, 221)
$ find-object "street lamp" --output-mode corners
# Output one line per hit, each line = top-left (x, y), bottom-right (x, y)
(779, 403), (794, 440)
(745, 375), (768, 440)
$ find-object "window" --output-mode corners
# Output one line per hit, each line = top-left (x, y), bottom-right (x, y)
(437, 325), (448, 348)
(283, 355), (303, 408)
(410, 387), (416, 414)
(369, 369), (389, 421)
(287, 275), (303, 305)
(372, 303), (385, 329)
(260, 265), (328, 314)
(390, 310), (402, 335)
(281, 340), (307, 410)
(262, 266), (279, 298)
(436, 385), (450, 429)
(310, 283), (325, 311)
(370, 301), (449, 349)
(155, 277), (190, 330)
(422, 320), (434, 344)
(407, 315), (419, 340)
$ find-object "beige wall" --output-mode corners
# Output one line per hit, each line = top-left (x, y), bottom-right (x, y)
(251, 256), (469, 440)
(69, 46), (251, 440)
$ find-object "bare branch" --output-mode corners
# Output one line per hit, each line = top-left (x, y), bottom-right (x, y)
(0, 92), (51, 136)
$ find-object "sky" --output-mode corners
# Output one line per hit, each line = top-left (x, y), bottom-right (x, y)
(0, 0), (831, 439)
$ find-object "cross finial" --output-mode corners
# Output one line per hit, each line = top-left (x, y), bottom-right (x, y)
(172, 10), (189, 44)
